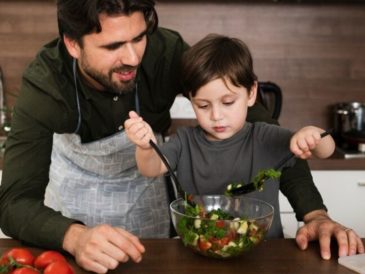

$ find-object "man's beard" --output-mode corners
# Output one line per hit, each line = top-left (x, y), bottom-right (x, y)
(83, 65), (137, 95)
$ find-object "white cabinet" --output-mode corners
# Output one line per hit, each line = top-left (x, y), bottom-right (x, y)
(279, 170), (365, 238)
(279, 192), (302, 238)
(312, 171), (365, 238)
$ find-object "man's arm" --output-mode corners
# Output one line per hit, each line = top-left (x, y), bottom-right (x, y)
(248, 102), (364, 258)
(247, 102), (327, 220)
(0, 83), (77, 250)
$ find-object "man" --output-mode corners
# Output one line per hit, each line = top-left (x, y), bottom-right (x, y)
(0, 0), (363, 273)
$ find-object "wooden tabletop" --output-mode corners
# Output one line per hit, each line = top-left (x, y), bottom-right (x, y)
(0, 238), (361, 274)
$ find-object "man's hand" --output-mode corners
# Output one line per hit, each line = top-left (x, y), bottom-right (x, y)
(295, 210), (364, 260)
(63, 223), (145, 273)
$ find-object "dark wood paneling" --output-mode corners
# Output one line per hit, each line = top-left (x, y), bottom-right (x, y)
(0, 1), (57, 101)
(156, 3), (365, 130)
(0, 1), (365, 132)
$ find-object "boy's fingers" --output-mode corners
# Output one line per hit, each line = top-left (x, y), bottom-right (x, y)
(129, 110), (140, 119)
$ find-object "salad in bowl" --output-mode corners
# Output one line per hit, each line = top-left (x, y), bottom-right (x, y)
(170, 195), (274, 259)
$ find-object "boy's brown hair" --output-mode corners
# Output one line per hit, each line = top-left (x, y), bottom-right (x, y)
(181, 34), (257, 98)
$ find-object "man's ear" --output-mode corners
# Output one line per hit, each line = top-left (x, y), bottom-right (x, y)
(63, 34), (81, 59)
(248, 81), (258, 107)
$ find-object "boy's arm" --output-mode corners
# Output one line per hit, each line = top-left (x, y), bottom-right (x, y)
(135, 146), (168, 177)
(124, 111), (168, 177)
(311, 133), (335, 159)
(290, 126), (335, 159)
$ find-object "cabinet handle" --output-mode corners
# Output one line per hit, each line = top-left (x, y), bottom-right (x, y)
(358, 182), (365, 187)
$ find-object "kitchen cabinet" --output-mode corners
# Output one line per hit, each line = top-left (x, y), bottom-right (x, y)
(279, 170), (365, 238)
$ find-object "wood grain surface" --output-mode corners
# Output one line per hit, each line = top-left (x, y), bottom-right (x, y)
(0, 238), (362, 274)
(0, 1), (365, 131)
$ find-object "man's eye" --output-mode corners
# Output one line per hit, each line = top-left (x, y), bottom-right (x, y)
(105, 44), (121, 50)
(133, 35), (146, 43)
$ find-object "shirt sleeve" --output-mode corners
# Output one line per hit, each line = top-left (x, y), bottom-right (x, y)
(0, 80), (80, 250)
(247, 102), (327, 221)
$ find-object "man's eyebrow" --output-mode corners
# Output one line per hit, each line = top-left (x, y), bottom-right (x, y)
(101, 29), (148, 49)
(134, 29), (148, 40)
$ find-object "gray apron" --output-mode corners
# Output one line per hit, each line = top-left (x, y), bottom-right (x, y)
(44, 60), (170, 238)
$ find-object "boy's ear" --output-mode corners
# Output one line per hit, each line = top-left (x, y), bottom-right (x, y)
(247, 81), (258, 107)
(63, 34), (81, 59)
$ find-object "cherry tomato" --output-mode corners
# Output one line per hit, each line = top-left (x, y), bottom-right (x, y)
(209, 236), (231, 251)
(215, 220), (225, 228)
(11, 266), (40, 274)
(198, 237), (212, 251)
(43, 261), (74, 274)
(1, 248), (35, 266)
(34, 250), (66, 270)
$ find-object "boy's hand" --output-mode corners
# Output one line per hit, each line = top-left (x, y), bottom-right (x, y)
(124, 111), (155, 149)
(290, 126), (323, 159)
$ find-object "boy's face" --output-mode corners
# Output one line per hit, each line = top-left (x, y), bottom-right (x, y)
(64, 11), (148, 95)
(191, 77), (257, 141)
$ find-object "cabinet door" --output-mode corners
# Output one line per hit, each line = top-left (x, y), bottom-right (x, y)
(279, 192), (299, 238)
(279, 170), (365, 238)
(312, 171), (365, 238)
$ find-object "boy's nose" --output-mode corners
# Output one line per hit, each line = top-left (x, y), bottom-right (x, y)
(211, 107), (223, 121)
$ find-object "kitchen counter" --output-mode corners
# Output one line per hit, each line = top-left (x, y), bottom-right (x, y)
(0, 238), (362, 274)
(309, 157), (365, 170)
(309, 150), (365, 170)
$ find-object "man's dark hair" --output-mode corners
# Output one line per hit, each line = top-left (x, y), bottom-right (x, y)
(181, 34), (257, 98)
(57, 0), (158, 43)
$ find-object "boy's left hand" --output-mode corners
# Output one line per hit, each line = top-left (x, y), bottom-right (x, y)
(290, 126), (323, 159)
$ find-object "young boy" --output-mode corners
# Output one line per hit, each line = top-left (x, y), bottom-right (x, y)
(124, 34), (335, 238)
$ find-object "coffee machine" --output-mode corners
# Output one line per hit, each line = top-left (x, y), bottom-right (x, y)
(333, 102), (365, 158)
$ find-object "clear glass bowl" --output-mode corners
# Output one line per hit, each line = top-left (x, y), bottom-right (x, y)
(170, 195), (274, 259)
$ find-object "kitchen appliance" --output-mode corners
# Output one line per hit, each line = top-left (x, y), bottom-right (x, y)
(333, 102), (365, 158)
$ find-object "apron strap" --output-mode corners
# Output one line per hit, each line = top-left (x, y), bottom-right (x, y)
(73, 59), (82, 134)
(135, 83), (140, 115)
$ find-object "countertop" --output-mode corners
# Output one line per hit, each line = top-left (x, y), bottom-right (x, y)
(0, 238), (362, 274)
(309, 150), (365, 170)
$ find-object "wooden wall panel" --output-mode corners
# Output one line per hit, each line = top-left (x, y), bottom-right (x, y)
(0, 1), (57, 106)
(156, 3), (365, 130)
(0, 1), (364, 131)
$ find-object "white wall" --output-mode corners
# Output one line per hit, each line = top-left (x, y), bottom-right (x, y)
(170, 95), (195, 119)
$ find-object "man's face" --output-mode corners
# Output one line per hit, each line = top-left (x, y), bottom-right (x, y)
(76, 11), (148, 94)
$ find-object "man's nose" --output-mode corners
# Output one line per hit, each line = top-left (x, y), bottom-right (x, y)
(120, 43), (139, 67)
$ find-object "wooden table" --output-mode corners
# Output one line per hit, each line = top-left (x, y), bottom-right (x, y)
(0, 238), (360, 274)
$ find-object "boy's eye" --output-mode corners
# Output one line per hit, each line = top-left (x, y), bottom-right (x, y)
(223, 101), (234, 106)
(197, 105), (208, 109)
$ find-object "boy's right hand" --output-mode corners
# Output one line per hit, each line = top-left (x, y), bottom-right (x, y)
(124, 111), (155, 150)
